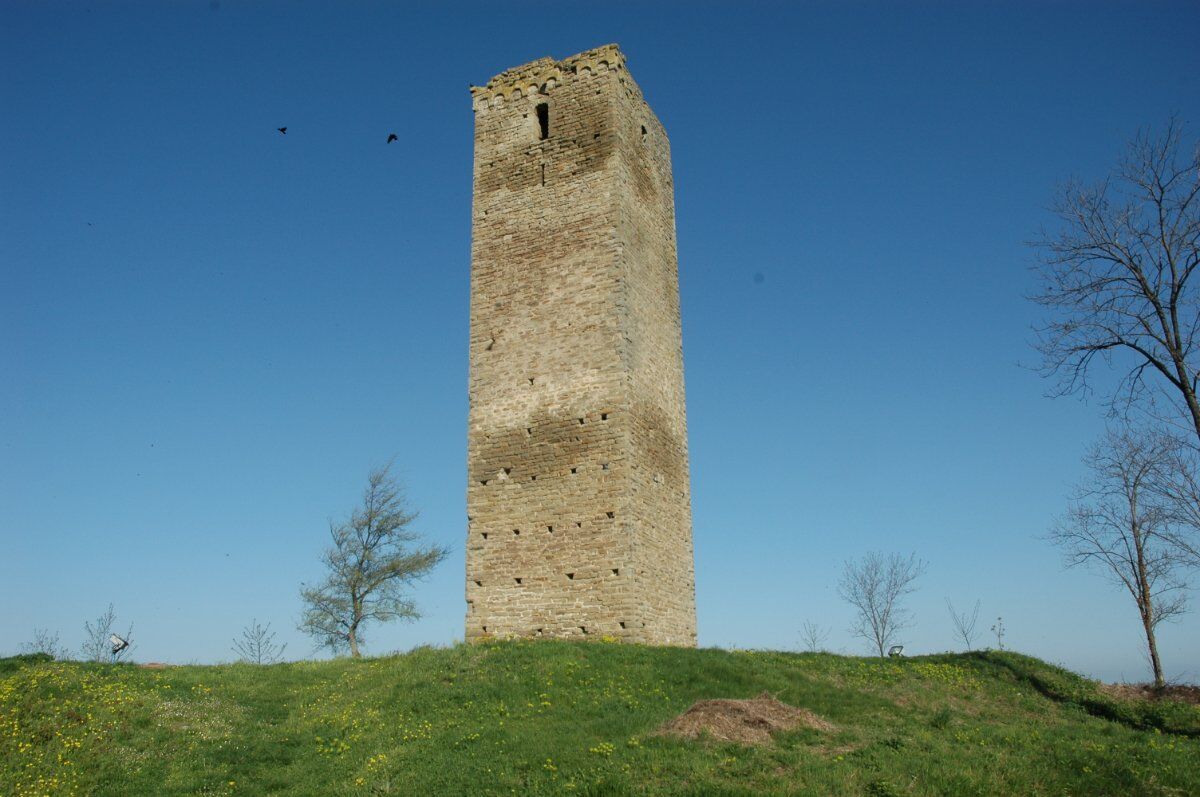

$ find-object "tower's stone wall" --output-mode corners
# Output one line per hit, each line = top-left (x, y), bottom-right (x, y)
(465, 45), (696, 645)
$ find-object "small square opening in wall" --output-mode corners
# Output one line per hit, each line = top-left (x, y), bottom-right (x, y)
(481, 532), (488, 540)
(536, 628), (543, 636)
(570, 467), (577, 474)
(528, 377), (535, 385)
(531, 475), (538, 481)
(612, 568), (619, 576)
(577, 417), (584, 425)
(526, 427), (532, 436)
(479, 479), (489, 486)
(547, 525), (554, 533)
(601, 413), (608, 420)
(566, 572), (575, 580)
(474, 580), (482, 587)
(515, 577), (523, 585)
(513, 529), (520, 535)
(619, 621), (626, 629)
(575, 521), (582, 528)
(606, 511), (615, 519)
(601, 463), (609, 471)
(482, 626), (488, 633)
(503, 467), (511, 475)
(579, 626), (588, 635)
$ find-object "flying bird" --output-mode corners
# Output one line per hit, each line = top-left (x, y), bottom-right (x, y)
(387, 133), (398, 144)
(277, 127), (287, 135)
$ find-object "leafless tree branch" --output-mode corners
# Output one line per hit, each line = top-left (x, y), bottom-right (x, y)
(1030, 118), (1200, 440)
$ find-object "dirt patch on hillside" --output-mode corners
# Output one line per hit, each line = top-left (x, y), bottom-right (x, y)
(1100, 683), (1200, 705)
(654, 692), (833, 746)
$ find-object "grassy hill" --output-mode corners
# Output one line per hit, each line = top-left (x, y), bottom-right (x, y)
(2, 641), (1197, 796)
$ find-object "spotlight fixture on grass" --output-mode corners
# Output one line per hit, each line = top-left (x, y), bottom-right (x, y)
(887, 645), (904, 658)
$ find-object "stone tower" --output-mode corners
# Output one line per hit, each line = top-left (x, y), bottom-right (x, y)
(465, 45), (696, 646)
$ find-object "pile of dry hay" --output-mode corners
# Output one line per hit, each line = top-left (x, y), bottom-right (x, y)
(654, 691), (833, 746)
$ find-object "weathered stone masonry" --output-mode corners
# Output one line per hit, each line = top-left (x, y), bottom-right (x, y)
(465, 45), (696, 646)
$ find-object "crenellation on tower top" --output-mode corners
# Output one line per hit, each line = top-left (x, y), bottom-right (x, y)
(469, 44), (629, 108)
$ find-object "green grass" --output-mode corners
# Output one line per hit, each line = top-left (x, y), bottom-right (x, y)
(2, 642), (1197, 796)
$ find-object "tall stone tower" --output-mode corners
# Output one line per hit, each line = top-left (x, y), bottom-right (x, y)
(465, 45), (696, 646)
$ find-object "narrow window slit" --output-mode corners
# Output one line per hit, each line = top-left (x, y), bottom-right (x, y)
(536, 102), (549, 139)
(541, 163), (545, 186)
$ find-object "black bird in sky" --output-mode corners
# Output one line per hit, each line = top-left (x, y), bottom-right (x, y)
(277, 126), (287, 135)
(387, 133), (398, 143)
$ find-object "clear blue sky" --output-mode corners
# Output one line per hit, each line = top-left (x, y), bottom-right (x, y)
(3, 1), (1198, 681)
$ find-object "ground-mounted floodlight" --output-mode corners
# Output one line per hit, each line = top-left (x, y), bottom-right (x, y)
(110, 634), (130, 656)
(887, 645), (904, 658)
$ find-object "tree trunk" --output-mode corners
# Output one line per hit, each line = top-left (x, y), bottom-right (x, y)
(348, 627), (360, 658)
(1132, 519), (1166, 688)
(1141, 607), (1165, 688)
(1169, 354), (1200, 448)
(1183, 380), (1200, 449)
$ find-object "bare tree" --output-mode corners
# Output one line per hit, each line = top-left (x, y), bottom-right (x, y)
(990, 617), (1006, 651)
(946, 599), (981, 651)
(799, 620), (831, 653)
(838, 552), (927, 658)
(1031, 118), (1200, 441)
(299, 463), (449, 657)
(1048, 428), (1193, 687)
(231, 619), (287, 664)
(80, 604), (133, 663)
(21, 628), (67, 660)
